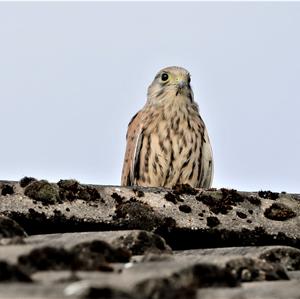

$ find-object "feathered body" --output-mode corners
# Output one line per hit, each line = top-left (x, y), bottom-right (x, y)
(121, 66), (213, 188)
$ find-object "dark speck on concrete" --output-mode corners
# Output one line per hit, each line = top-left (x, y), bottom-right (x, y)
(53, 209), (62, 216)
(196, 194), (232, 215)
(111, 193), (125, 204)
(179, 204), (192, 213)
(89, 203), (98, 208)
(172, 184), (198, 196)
(58, 180), (100, 202)
(221, 188), (244, 203)
(236, 211), (247, 219)
(1, 184), (14, 196)
(196, 195), (223, 214)
(264, 203), (296, 221)
(196, 189), (245, 215)
(132, 188), (145, 197)
(247, 196), (261, 206)
(165, 192), (177, 204)
(258, 190), (279, 200)
(207, 216), (220, 228)
(28, 208), (35, 214)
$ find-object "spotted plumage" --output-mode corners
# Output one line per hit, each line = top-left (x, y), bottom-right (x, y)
(121, 66), (213, 188)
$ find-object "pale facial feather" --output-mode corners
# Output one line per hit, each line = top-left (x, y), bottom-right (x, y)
(147, 66), (192, 106)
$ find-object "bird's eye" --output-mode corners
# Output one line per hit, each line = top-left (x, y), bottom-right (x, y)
(161, 73), (169, 81)
(187, 76), (191, 84)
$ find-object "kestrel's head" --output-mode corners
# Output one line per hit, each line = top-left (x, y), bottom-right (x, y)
(147, 66), (193, 105)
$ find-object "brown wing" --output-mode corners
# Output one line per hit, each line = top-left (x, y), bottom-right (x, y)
(121, 110), (145, 186)
(200, 125), (214, 187)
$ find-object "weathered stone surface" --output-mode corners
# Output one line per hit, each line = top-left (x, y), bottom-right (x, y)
(170, 247), (298, 282)
(288, 270), (300, 280)
(197, 280), (300, 299)
(3, 232), (292, 284)
(26, 230), (172, 255)
(0, 283), (67, 299)
(0, 230), (170, 278)
(31, 256), (237, 298)
(0, 234), (134, 277)
(0, 256), (237, 298)
(0, 270), (299, 299)
(110, 230), (172, 255)
(0, 180), (299, 250)
(176, 245), (300, 271)
(2, 233), (294, 296)
(0, 179), (299, 298)
(1, 241), (292, 288)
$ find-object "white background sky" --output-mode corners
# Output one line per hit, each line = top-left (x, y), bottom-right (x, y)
(0, 2), (300, 192)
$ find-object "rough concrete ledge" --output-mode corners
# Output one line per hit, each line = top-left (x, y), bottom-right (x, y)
(0, 179), (299, 249)
(0, 178), (299, 299)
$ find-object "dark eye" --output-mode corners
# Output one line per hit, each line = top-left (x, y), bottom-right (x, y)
(161, 73), (169, 81)
(187, 76), (191, 84)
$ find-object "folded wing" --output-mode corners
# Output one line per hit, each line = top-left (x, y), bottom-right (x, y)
(121, 110), (145, 186)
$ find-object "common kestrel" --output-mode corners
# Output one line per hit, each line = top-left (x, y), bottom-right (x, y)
(121, 66), (213, 188)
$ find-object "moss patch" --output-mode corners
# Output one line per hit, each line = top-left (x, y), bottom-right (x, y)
(172, 184), (198, 196)
(58, 179), (101, 202)
(18, 241), (130, 274)
(24, 180), (59, 205)
(258, 190), (279, 200)
(264, 203), (296, 221)
(1, 184), (14, 196)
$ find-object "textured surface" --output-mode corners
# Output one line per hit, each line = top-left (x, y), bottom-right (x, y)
(0, 180), (299, 248)
(0, 179), (299, 298)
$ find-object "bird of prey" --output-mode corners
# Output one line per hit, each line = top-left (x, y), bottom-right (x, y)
(121, 66), (213, 188)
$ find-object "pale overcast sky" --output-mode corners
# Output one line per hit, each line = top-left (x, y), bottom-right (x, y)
(0, 2), (300, 192)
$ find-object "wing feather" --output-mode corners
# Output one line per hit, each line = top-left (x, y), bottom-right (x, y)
(121, 110), (145, 186)
(200, 127), (214, 187)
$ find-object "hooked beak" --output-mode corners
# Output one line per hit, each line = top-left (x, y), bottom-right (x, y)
(176, 79), (187, 96)
(177, 80), (186, 89)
